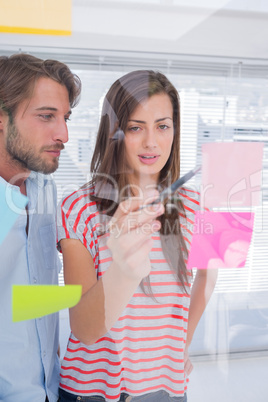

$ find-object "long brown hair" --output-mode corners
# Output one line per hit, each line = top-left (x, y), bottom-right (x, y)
(90, 70), (190, 294)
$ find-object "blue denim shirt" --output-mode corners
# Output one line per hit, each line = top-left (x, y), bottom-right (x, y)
(0, 172), (61, 402)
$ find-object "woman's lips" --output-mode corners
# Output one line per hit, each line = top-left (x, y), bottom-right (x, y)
(138, 154), (160, 165)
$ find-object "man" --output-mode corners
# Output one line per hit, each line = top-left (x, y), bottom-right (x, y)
(0, 54), (81, 402)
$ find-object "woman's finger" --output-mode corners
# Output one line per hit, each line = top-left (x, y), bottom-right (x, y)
(108, 195), (164, 235)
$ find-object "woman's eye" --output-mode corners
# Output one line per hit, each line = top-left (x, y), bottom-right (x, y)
(128, 126), (140, 132)
(65, 117), (71, 123)
(159, 124), (169, 130)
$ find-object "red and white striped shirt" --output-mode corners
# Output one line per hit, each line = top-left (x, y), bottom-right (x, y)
(57, 186), (200, 400)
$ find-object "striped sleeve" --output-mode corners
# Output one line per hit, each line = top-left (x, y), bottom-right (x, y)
(57, 187), (99, 263)
(178, 187), (200, 252)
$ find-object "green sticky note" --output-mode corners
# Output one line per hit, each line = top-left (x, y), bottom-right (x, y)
(12, 285), (82, 322)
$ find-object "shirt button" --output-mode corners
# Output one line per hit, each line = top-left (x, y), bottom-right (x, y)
(33, 277), (37, 283)
(43, 351), (46, 358)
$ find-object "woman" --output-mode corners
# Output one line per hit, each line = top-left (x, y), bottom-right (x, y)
(57, 70), (217, 401)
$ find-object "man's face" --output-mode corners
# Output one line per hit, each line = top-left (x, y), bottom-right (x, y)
(5, 77), (71, 174)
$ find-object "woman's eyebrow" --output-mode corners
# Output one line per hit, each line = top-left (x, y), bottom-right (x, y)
(128, 119), (146, 124)
(128, 117), (172, 124)
(155, 117), (173, 123)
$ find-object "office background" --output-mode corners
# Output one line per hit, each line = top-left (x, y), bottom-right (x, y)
(1, 1), (267, 400)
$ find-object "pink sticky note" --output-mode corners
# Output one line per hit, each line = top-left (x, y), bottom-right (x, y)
(201, 142), (264, 208)
(187, 211), (254, 270)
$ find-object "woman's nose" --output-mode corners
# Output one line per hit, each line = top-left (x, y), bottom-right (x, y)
(142, 128), (157, 148)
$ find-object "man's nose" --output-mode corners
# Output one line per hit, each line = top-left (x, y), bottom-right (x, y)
(53, 119), (69, 143)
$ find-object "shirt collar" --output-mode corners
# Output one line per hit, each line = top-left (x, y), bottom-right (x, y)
(27, 171), (52, 189)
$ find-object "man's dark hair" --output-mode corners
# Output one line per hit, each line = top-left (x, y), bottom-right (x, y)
(0, 53), (81, 118)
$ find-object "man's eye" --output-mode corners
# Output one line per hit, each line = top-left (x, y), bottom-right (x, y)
(39, 114), (53, 120)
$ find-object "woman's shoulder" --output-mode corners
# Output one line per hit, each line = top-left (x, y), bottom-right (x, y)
(178, 186), (200, 212)
(59, 184), (97, 217)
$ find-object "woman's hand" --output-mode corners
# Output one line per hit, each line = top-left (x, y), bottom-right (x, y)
(184, 344), (193, 376)
(107, 192), (164, 281)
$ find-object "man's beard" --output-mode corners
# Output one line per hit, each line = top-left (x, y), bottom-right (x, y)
(6, 121), (64, 174)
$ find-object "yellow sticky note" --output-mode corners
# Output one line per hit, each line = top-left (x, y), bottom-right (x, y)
(12, 285), (82, 322)
(0, 0), (72, 36)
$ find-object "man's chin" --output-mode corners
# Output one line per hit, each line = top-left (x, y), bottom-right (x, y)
(31, 159), (59, 175)
(40, 163), (59, 175)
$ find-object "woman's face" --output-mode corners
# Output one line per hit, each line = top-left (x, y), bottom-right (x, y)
(124, 93), (174, 186)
